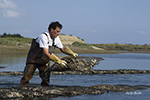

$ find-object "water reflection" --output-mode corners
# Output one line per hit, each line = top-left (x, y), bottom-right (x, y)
(80, 53), (150, 70)
(0, 54), (27, 72)
(1, 53), (150, 72)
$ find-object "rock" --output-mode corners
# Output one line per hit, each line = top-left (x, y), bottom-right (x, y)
(1, 69), (150, 76)
(0, 66), (5, 69)
(0, 84), (148, 99)
(0, 71), (24, 76)
(51, 56), (102, 71)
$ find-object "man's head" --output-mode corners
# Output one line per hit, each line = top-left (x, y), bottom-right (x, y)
(48, 21), (63, 38)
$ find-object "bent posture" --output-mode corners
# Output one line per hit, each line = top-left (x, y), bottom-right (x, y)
(20, 21), (78, 86)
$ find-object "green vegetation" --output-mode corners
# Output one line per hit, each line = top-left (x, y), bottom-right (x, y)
(77, 37), (84, 41)
(72, 41), (93, 49)
(60, 33), (66, 35)
(92, 43), (150, 51)
(0, 32), (23, 38)
(0, 33), (32, 46)
(1, 33), (150, 54)
(0, 37), (32, 45)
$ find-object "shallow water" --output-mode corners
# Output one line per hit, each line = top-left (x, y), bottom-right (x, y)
(80, 53), (150, 70)
(1, 53), (150, 71)
(1, 74), (150, 87)
(53, 89), (150, 100)
(1, 53), (150, 99)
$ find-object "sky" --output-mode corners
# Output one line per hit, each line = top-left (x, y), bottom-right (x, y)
(0, 0), (150, 44)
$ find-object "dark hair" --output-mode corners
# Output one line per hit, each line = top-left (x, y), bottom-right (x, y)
(48, 21), (63, 31)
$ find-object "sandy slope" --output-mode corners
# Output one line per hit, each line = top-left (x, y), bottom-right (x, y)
(59, 35), (84, 45)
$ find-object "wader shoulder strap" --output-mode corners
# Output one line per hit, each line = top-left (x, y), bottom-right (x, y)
(43, 33), (49, 44)
(43, 33), (55, 46)
(52, 38), (55, 46)
(36, 33), (55, 46)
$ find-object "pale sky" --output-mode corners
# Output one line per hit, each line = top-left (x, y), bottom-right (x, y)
(0, 0), (150, 44)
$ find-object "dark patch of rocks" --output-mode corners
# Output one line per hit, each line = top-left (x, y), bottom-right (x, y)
(51, 56), (102, 71)
(1, 84), (149, 99)
(0, 66), (5, 69)
(1, 69), (150, 76)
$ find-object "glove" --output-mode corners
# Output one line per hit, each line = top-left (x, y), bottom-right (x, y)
(72, 52), (78, 58)
(63, 46), (78, 58)
(49, 53), (67, 68)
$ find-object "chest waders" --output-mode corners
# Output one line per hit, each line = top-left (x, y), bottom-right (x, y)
(20, 33), (55, 86)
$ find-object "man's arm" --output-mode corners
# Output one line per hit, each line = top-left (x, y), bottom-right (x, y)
(60, 46), (78, 58)
(61, 47), (65, 52)
(43, 48), (51, 58)
(43, 48), (67, 67)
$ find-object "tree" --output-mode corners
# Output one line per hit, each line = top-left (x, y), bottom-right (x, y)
(1, 32), (23, 38)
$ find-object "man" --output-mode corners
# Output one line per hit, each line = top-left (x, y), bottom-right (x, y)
(20, 21), (78, 86)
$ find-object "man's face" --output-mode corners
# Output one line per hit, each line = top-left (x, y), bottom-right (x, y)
(50, 27), (61, 38)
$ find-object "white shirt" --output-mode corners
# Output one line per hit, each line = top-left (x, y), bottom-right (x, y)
(36, 32), (63, 49)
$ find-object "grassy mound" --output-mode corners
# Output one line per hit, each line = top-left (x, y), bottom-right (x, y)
(92, 43), (150, 51)
(0, 37), (32, 46)
(72, 41), (93, 49)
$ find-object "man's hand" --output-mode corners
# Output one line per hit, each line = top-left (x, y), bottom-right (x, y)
(72, 52), (78, 58)
(62, 46), (78, 58)
(49, 53), (67, 68)
(57, 59), (67, 68)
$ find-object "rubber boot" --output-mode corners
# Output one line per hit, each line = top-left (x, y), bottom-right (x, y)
(38, 63), (50, 86)
(20, 64), (36, 86)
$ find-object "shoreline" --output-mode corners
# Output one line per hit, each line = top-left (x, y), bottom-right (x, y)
(1, 69), (150, 75)
(1, 36), (150, 54)
(1, 44), (149, 55)
(0, 44), (116, 55)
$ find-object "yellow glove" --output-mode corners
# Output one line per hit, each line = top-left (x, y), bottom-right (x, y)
(49, 53), (67, 68)
(63, 46), (78, 58)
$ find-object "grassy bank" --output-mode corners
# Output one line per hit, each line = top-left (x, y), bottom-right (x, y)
(0, 37), (117, 54)
(92, 43), (150, 52)
(1, 37), (150, 55)
(0, 37), (32, 46)
(0, 37), (31, 55)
